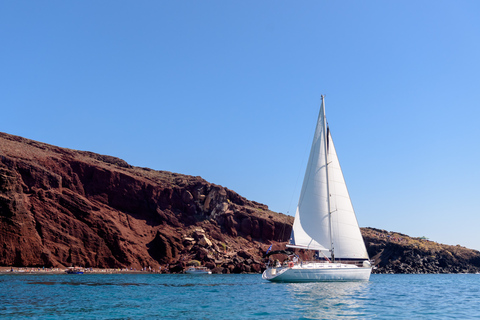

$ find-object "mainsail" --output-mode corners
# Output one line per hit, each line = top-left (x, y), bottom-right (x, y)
(288, 97), (368, 260)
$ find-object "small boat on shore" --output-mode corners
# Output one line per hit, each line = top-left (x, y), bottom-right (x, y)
(185, 267), (212, 275)
(65, 267), (84, 274)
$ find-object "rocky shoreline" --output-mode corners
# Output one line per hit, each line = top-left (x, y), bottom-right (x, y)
(363, 228), (480, 274)
(1, 132), (480, 275)
(0, 132), (292, 274)
(0, 266), (158, 274)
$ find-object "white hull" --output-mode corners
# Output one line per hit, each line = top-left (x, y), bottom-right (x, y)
(262, 263), (371, 282)
(186, 270), (211, 274)
(185, 267), (212, 275)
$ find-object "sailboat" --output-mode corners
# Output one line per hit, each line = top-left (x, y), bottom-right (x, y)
(262, 95), (372, 282)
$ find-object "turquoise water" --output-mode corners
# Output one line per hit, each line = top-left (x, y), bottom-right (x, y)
(1, 273), (479, 319)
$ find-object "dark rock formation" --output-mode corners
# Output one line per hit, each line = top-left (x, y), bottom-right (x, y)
(362, 228), (480, 274)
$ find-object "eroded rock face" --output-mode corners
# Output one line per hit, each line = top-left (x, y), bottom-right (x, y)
(362, 228), (480, 274)
(0, 132), (293, 271)
(4, 132), (477, 274)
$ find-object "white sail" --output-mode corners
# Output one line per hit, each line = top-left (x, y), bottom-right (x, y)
(288, 97), (368, 259)
(327, 130), (369, 259)
(288, 99), (331, 253)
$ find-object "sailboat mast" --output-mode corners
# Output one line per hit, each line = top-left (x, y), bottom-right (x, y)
(321, 95), (335, 262)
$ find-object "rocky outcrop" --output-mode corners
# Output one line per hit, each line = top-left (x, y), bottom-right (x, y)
(0, 132), (292, 272)
(2, 132), (479, 274)
(362, 228), (480, 274)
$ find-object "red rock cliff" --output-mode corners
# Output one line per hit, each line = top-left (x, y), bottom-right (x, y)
(0, 132), (293, 272)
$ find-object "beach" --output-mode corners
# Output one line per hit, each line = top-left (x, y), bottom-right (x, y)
(0, 266), (161, 274)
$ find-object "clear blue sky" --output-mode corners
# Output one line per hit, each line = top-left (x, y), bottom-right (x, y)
(2, 1), (479, 250)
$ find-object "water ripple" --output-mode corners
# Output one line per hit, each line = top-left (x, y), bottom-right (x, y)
(1, 274), (479, 319)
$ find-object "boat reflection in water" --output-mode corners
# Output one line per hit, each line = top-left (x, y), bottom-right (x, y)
(286, 281), (371, 318)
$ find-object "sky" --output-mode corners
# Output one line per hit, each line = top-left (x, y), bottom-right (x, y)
(1, 1), (479, 250)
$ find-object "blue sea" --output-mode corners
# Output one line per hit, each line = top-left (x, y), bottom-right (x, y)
(1, 273), (479, 319)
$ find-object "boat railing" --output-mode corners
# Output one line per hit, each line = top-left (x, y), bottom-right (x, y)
(266, 258), (373, 269)
(333, 260), (367, 267)
(268, 259), (370, 268)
